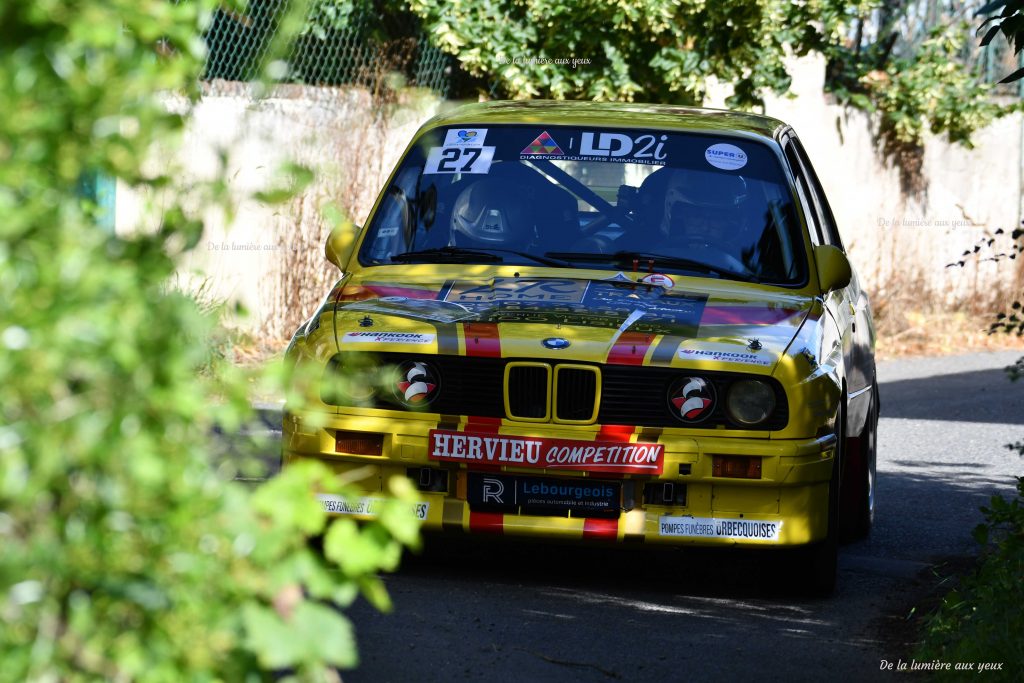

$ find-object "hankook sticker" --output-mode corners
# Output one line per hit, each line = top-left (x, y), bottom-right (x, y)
(678, 347), (772, 366)
(342, 331), (436, 344)
(659, 516), (782, 541)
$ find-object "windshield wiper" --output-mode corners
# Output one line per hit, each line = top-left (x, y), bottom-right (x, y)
(545, 251), (758, 283)
(392, 246), (569, 267)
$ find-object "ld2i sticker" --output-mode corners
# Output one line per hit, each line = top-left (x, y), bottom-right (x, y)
(424, 146), (496, 175)
(579, 131), (667, 161)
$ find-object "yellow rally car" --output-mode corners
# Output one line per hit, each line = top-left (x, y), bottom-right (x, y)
(283, 101), (878, 594)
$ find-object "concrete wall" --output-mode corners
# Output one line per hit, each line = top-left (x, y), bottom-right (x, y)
(117, 83), (445, 337)
(754, 55), (1022, 304)
(119, 59), (1022, 336)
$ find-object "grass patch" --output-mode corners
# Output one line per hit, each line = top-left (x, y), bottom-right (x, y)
(875, 310), (1024, 359)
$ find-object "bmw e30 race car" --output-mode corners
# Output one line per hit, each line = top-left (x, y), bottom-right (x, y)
(283, 101), (878, 594)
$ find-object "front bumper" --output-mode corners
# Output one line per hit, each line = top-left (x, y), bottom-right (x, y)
(283, 411), (836, 547)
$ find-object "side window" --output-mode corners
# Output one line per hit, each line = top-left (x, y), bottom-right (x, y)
(782, 139), (824, 247)
(791, 137), (844, 251)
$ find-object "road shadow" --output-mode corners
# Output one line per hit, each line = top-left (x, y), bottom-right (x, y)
(399, 533), (808, 599)
(879, 366), (1024, 424)
(384, 460), (1019, 604)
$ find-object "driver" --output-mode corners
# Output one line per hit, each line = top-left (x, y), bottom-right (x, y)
(450, 176), (536, 250)
(656, 168), (748, 272)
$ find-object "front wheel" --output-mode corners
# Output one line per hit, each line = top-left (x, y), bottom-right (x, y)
(842, 382), (878, 540)
(798, 402), (842, 597)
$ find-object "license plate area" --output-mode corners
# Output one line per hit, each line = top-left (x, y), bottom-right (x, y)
(467, 472), (621, 518)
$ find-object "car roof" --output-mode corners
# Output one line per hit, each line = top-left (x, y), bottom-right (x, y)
(422, 100), (788, 143)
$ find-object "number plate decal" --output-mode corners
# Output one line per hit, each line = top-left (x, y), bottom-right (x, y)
(424, 146), (496, 175)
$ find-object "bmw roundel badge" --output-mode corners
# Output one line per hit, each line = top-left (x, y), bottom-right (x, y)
(542, 337), (571, 350)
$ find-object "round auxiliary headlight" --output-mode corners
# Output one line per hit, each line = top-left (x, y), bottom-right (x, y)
(390, 360), (441, 409)
(667, 376), (717, 424)
(726, 379), (776, 426)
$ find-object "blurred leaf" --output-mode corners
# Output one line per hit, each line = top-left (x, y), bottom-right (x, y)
(243, 601), (358, 669)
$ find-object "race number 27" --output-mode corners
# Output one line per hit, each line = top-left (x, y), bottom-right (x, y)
(424, 146), (496, 175)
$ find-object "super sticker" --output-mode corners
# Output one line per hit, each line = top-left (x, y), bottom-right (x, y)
(704, 143), (748, 170)
(424, 146), (496, 174)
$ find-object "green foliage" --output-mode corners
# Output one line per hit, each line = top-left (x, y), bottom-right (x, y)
(977, 0), (1024, 83)
(394, 1), (1011, 149)
(405, 0), (868, 108)
(303, 0), (370, 40)
(830, 23), (1008, 150)
(916, 478), (1024, 675)
(0, 0), (419, 679)
(927, 218), (1023, 672)
(403, 0), (1009, 154)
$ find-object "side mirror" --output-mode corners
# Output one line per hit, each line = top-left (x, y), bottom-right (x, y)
(325, 223), (359, 270)
(814, 245), (852, 294)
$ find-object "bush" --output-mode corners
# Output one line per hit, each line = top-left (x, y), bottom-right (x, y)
(0, 1), (419, 679)
(915, 478), (1024, 676)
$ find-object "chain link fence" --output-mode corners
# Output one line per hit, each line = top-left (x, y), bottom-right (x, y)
(198, 0), (450, 97)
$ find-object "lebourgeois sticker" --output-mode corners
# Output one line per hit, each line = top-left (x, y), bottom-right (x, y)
(705, 143), (748, 170)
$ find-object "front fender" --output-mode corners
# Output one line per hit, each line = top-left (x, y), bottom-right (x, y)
(772, 301), (844, 440)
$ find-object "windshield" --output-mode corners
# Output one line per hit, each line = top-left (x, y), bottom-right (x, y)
(358, 125), (807, 285)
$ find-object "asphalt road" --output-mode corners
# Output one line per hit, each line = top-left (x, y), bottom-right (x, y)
(333, 351), (1024, 683)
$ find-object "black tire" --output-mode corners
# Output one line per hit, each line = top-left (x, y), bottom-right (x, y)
(839, 385), (880, 540)
(800, 401), (842, 597)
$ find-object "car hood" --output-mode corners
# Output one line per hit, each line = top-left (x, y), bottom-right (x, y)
(328, 273), (816, 373)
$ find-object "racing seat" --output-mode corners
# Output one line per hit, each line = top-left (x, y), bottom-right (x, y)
(446, 161), (579, 251)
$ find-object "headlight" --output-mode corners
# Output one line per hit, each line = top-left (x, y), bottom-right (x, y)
(726, 379), (776, 426)
(321, 353), (379, 405)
